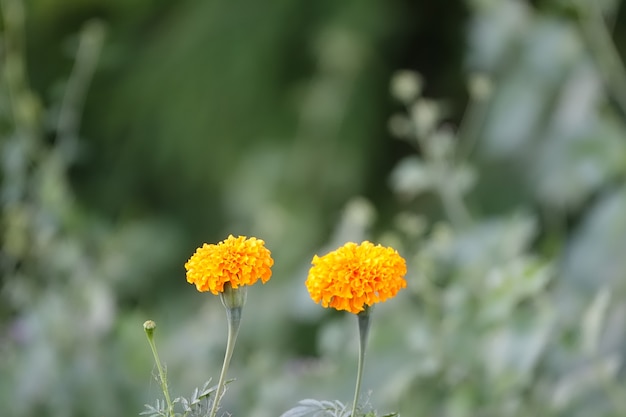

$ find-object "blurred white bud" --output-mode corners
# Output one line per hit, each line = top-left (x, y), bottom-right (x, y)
(332, 197), (376, 243)
(426, 126), (455, 161)
(411, 99), (439, 138)
(343, 197), (376, 229)
(389, 156), (433, 198)
(468, 73), (493, 101)
(390, 70), (423, 103)
(394, 212), (427, 238)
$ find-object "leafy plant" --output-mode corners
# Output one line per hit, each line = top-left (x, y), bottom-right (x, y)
(141, 380), (223, 417)
(281, 399), (398, 417)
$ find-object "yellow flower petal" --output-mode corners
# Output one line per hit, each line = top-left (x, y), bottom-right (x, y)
(305, 241), (407, 314)
(185, 235), (273, 295)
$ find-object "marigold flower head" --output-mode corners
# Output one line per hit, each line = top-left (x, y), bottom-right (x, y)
(305, 241), (407, 314)
(185, 235), (273, 295)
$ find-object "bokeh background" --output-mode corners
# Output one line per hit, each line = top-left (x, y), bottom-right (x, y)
(3, 0), (626, 416)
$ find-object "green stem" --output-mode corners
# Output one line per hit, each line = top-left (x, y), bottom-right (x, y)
(578, 2), (626, 117)
(210, 305), (242, 417)
(351, 306), (372, 417)
(144, 324), (174, 417)
(439, 183), (472, 229)
(56, 19), (105, 159)
(455, 74), (492, 163)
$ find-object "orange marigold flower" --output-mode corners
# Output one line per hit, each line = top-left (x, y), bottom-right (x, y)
(305, 241), (407, 314)
(185, 235), (273, 295)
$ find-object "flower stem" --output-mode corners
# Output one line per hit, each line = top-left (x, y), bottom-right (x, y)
(351, 306), (372, 417)
(144, 321), (174, 417)
(577, 2), (626, 118)
(210, 302), (243, 417)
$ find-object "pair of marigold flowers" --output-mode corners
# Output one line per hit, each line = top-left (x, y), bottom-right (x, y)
(182, 234), (407, 417)
(185, 235), (407, 314)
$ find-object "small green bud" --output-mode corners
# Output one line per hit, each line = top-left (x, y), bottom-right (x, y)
(143, 320), (156, 338)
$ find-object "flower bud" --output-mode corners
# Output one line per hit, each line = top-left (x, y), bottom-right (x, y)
(390, 70), (423, 104)
(143, 320), (156, 339)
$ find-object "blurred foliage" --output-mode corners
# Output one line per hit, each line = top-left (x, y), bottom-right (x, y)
(2, 0), (626, 416)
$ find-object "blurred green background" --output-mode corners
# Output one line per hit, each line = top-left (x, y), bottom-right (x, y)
(3, 0), (626, 416)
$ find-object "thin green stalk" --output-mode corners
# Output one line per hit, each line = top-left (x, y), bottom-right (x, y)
(56, 19), (105, 159)
(455, 74), (492, 163)
(144, 321), (174, 417)
(439, 183), (472, 229)
(351, 306), (372, 417)
(578, 2), (626, 117)
(1, 0), (39, 140)
(210, 303), (243, 417)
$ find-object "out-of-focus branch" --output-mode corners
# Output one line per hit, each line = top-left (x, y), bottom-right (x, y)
(1, 0), (39, 138)
(56, 20), (105, 161)
(577, 2), (626, 118)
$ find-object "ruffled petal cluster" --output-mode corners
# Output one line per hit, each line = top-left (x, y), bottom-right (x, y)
(305, 241), (407, 314)
(185, 235), (273, 295)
